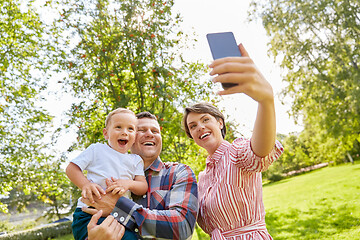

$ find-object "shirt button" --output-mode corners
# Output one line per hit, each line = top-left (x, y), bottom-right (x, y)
(142, 195), (146, 198)
(120, 217), (125, 222)
(113, 212), (118, 218)
(134, 228), (138, 232)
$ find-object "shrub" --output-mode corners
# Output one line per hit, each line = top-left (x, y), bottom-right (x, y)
(0, 221), (71, 240)
(267, 173), (285, 183)
(0, 221), (14, 233)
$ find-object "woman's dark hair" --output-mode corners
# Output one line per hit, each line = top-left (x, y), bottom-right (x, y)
(183, 102), (226, 139)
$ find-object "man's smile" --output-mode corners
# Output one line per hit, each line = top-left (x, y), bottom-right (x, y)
(143, 141), (155, 146)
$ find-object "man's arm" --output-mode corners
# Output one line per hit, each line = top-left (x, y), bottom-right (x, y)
(112, 164), (198, 240)
(82, 164), (198, 239)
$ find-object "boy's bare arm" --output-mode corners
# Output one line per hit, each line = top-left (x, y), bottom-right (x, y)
(66, 162), (106, 203)
(66, 162), (90, 189)
(106, 176), (148, 196)
(130, 175), (148, 195)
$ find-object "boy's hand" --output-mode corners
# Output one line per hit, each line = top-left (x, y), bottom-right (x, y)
(82, 182), (106, 203)
(105, 177), (132, 196)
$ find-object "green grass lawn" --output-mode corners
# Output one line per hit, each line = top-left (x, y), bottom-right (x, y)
(55, 163), (360, 240)
(263, 162), (360, 239)
(53, 234), (74, 240)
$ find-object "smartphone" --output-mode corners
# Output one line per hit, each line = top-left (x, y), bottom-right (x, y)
(206, 32), (241, 89)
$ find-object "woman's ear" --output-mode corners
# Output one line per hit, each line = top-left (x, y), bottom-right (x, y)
(218, 119), (224, 129)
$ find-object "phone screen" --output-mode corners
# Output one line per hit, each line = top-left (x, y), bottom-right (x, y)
(206, 32), (241, 60)
(206, 32), (241, 89)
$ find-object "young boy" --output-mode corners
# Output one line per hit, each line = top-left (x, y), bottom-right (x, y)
(66, 108), (148, 240)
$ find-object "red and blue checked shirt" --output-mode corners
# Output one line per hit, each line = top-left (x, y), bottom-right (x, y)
(111, 157), (198, 239)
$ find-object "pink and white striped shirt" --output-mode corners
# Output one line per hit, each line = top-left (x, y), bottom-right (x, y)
(197, 138), (284, 240)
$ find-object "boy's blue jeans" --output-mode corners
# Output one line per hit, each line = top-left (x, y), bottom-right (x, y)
(72, 208), (138, 240)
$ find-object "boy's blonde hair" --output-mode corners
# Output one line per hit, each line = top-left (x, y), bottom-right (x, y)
(105, 108), (135, 128)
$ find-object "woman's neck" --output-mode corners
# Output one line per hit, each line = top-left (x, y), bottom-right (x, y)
(206, 139), (225, 157)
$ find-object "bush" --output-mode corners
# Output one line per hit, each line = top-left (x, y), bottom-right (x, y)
(267, 173), (285, 183)
(0, 221), (72, 240)
(0, 221), (14, 233)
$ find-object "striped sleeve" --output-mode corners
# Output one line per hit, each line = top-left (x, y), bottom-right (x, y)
(230, 138), (284, 172)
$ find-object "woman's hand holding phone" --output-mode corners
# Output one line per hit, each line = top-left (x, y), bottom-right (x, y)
(206, 32), (241, 89)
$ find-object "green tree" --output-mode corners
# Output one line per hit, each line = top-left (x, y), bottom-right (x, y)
(250, 0), (360, 163)
(34, 159), (75, 220)
(264, 132), (315, 181)
(0, 0), (72, 217)
(52, 0), (218, 175)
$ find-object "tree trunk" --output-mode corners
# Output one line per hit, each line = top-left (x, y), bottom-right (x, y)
(347, 152), (354, 164)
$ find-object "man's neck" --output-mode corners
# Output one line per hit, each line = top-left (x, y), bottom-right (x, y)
(144, 157), (157, 169)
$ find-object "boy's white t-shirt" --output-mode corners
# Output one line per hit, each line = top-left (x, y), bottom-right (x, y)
(71, 143), (144, 208)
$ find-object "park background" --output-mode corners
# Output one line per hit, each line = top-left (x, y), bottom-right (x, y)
(1, 0), (359, 239)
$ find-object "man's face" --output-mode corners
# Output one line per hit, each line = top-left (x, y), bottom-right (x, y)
(131, 118), (162, 166)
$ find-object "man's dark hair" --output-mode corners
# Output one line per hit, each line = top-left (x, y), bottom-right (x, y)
(136, 111), (157, 120)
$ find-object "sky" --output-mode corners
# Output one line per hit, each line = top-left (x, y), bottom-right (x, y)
(172, 0), (303, 136)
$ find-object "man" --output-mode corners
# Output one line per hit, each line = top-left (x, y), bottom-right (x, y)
(82, 112), (198, 240)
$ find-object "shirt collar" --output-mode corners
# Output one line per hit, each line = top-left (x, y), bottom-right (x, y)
(145, 157), (163, 172)
(206, 140), (230, 165)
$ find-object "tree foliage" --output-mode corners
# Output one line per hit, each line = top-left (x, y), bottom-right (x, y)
(0, 0), (72, 216)
(52, 0), (217, 175)
(0, 0), (233, 218)
(250, 0), (360, 163)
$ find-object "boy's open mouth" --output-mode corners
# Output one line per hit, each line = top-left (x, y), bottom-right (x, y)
(118, 139), (128, 145)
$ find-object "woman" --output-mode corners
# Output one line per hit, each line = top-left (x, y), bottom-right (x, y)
(183, 44), (283, 239)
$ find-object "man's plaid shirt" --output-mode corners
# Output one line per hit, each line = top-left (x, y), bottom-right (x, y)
(111, 157), (198, 239)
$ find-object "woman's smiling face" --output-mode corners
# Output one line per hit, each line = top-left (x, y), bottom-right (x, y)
(186, 112), (224, 155)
